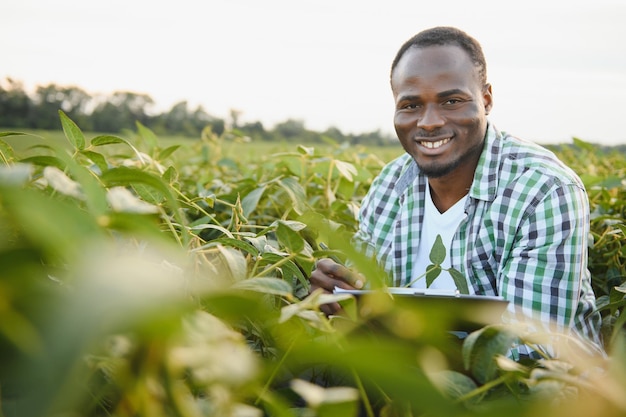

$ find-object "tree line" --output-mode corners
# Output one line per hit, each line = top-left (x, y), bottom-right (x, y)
(0, 77), (395, 146)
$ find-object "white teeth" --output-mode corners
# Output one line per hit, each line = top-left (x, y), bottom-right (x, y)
(420, 137), (451, 149)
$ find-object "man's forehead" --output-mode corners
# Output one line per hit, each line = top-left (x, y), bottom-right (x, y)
(395, 45), (472, 73)
(391, 44), (480, 89)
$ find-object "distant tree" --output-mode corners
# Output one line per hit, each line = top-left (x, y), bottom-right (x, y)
(0, 77), (396, 144)
(273, 118), (310, 141)
(152, 101), (225, 137)
(322, 126), (346, 143)
(91, 91), (154, 132)
(163, 101), (191, 135)
(229, 109), (243, 130)
(193, 106), (225, 137)
(0, 78), (32, 128)
(239, 121), (268, 141)
(31, 84), (92, 129)
(350, 129), (395, 146)
(274, 118), (304, 139)
(189, 106), (211, 136)
(91, 101), (121, 132)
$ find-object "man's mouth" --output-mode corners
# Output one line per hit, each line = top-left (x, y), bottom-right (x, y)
(419, 137), (451, 149)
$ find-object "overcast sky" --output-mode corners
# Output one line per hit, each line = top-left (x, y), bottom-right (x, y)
(3, 0), (626, 145)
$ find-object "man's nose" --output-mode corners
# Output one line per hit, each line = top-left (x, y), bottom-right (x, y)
(417, 104), (444, 130)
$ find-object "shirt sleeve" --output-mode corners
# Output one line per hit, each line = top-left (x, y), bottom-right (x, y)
(499, 181), (594, 338)
(352, 155), (409, 263)
(353, 175), (384, 260)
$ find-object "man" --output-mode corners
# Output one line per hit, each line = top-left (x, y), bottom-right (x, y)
(309, 26), (602, 356)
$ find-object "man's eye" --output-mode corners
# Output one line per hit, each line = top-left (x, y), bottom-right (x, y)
(444, 99), (462, 105)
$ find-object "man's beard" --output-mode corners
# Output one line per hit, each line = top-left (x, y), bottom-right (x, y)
(416, 139), (484, 178)
(417, 158), (461, 178)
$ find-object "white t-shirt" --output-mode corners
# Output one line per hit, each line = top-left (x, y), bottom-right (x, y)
(411, 183), (467, 290)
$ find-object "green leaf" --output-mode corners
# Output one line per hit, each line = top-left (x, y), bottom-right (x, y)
(277, 176), (308, 215)
(614, 282), (626, 294)
(158, 145), (180, 160)
(26, 144), (55, 154)
(190, 223), (233, 238)
(218, 245), (248, 282)
(90, 135), (128, 147)
(107, 186), (159, 214)
(52, 146), (109, 217)
(572, 137), (595, 152)
(295, 252), (316, 278)
(611, 309), (626, 347)
(297, 145), (314, 156)
(162, 166), (178, 184)
(278, 155), (304, 177)
(58, 110), (85, 150)
(19, 155), (66, 170)
(430, 370), (478, 400)
(425, 264), (441, 287)
(104, 212), (167, 241)
(333, 159), (357, 182)
(0, 131), (26, 138)
(233, 277), (292, 298)
(101, 167), (173, 202)
(257, 252), (306, 287)
(276, 221), (305, 253)
(0, 185), (103, 260)
(462, 325), (517, 384)
(275, 219), (307, 231)
(100, 167), (186, 242)
(214, 237), (259, 257)
(429, 234), (446, 265)
(0, 139), (16, 162)
(241, 185), (267, 218)
(132, 183), (165, 205)
(0, 302), (43, 355)
(280, 258), (308, 289)
(449, 268), (469, 294)
(136, 121), (158, 151)
(80, 150), (108, 173)
(337, 295), (358, 320)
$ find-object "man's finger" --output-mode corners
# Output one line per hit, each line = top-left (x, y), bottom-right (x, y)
(326, 261), (364, 289)
(344, 270), (365, 289)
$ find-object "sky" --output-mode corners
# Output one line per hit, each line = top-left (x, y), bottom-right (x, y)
(3, 0), (626, 145)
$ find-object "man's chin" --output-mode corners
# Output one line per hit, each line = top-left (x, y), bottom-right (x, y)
(415, 160), (458, 178)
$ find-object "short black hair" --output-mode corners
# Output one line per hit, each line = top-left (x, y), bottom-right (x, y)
(390, 26), (487, 85)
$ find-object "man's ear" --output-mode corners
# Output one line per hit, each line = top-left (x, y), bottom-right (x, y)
(482, 83), (493, 115)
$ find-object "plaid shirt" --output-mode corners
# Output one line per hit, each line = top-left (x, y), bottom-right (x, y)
(354, 124), (602, 351)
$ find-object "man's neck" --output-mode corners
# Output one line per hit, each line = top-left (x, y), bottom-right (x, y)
(428, 176), (470, 213)
(427, 154), (479, 213)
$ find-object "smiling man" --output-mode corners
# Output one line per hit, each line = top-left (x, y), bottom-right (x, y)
(310, 26), (602, 358)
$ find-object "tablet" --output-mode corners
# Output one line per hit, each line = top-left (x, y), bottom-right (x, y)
(334, 287), (509, 331)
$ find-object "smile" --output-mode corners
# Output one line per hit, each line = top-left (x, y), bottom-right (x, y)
(419, 137), (451, 149)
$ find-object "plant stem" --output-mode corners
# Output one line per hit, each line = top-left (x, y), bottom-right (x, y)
(454, 374), (509, 403)
(351, 367), (375, 417)
(255, 253), (298, 277)
(255, 337), (296, 406)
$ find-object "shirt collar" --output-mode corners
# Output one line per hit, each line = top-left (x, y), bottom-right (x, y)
(469, 122), (503, 202)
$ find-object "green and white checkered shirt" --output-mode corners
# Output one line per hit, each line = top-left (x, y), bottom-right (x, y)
(354, 123), (602, 351)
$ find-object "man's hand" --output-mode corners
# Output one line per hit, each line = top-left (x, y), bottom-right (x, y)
(309, 258), (365, 316)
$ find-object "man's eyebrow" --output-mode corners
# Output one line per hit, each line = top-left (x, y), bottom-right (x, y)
(397, 89), (469, 102)
(437, 88), (469, 98)
(397, 94), (420, 102)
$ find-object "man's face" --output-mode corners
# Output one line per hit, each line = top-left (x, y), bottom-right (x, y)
(391, 45), (493, 178)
